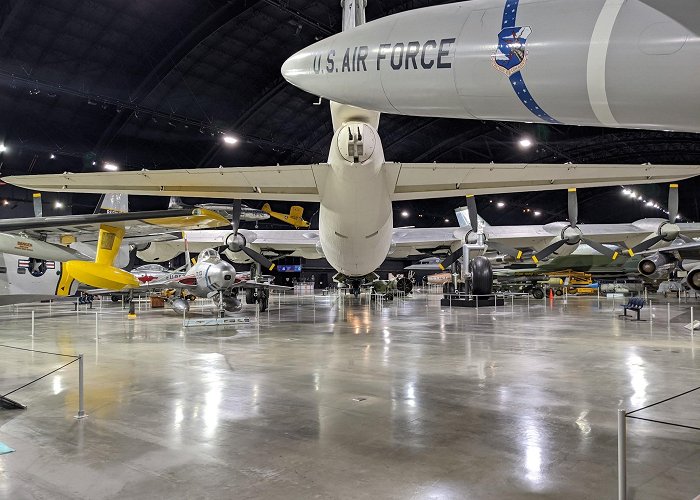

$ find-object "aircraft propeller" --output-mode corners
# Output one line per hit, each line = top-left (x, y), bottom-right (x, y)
(438, 195), (522, 271)
(625, 184), (688, 256)
(531, 188), (617, 263)
(220, 200), (276, 271)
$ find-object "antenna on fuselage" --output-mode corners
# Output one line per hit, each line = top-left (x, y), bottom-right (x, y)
(341, 0), (367, 31)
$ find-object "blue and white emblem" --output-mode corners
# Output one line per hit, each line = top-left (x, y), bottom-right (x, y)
(492, 26), (532, 77)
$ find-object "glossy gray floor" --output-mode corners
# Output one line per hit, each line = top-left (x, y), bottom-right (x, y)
(1, 292), (699, 499)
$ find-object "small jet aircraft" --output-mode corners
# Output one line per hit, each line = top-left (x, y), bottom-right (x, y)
(282, 0), (700, 134)
(138, 248), (288, 315)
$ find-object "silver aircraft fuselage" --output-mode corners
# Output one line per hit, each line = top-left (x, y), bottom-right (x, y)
(282, 0), (700, 133)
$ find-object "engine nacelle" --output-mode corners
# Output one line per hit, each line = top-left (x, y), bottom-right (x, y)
(638, 252), (675, 278)
(685, 267), (700, 291)
(171, 298), (190, 314)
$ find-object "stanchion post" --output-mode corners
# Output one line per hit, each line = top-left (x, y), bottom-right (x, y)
(692, 307), (695, 336)
(668, 303), (671, 325)
(31, 310), (35, 337)
(618, 409), (627, 500)
(75, 354), (87, 419)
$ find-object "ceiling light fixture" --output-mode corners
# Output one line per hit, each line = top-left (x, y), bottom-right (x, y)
(534, 211), (541, 216)
(104, 163), (118, 171)
(223, 135), (239, 145)
(0, 144), (7, 153)
(497, 202), (505, 208)
(518, 138), (533, 148)
(54, 201), (64, 209)
(401, 210), (409, 218)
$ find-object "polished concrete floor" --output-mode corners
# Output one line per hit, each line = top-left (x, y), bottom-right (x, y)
(0, 292), (699, 499)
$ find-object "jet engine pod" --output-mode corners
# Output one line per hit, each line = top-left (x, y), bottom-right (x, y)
(336, 122), (377, 164)
(171, 298), (190, 314)
(686, 267), (700, 291)
(638, 252), (675, 277)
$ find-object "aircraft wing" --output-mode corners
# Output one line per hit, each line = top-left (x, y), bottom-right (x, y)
(387, 163), (700, 201)
(641, 241), (700, 259)
(235, 281), (293, 292)
(2, 164), (324, 202)
(0, 209), (230, 243)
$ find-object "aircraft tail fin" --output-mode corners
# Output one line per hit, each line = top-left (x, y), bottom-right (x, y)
(341, 0), (366, 31)
(261, 203), (272, 213)
(57, 224), (138, 296)
(169, 196), (186, 209)
(455, 206), (488, 230)
(96, 193), (128, 214)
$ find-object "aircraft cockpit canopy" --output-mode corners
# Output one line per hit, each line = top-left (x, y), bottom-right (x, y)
(198, 248), (219, 262)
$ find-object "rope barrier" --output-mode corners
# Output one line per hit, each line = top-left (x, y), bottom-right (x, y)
(626, 416), (700, 432)
(0, 344), (79, 359)
(627, 385), (700, 416)
(1, 358), (79, 399)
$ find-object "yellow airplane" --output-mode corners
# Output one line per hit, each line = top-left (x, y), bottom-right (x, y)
(261, 203), (310, 229)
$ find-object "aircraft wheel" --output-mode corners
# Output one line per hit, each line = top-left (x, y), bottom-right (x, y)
(259, 296), (269, 312)
(111, 295), (120, 303)
(532, 287), (545, 300)
(470, 256), (493, 296)
(555, 289), (564, 296)
(443, 282), (456, 294)
(245, 288), (256, 305)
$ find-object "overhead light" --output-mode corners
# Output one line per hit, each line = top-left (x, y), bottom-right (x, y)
(0, 144), (6, 153)
(534, 211), (541, 216)
(401, 210), (409, 218)
(2, 200), (9, 206)
(497, 202), (505, 208)
(646, 201), (653, 207)
(444, 218), (450, 223)
(54, 201), (64, 209)
(622, 189), (631, 195)
(223, 135), (239, 145)
(518, 138), (533, 148)
(92, 161), (97, 166)
(104, 163), (118, 171)
(50, 154), (55, 159)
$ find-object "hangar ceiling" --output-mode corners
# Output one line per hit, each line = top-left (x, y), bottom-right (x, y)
(0, 0), (699, 225)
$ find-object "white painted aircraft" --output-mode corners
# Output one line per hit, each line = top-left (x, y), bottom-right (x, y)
(282, 0), (700, 133)
(3, 2), (700, 294)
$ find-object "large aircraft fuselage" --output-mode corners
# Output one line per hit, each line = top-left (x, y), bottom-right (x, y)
(282, 0), (700, 133)
(319, 117), (393, 277)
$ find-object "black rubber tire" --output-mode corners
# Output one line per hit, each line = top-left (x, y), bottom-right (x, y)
(259, 297), (268, 312)
(555, 289), (564, 296)
(111, 295), (120, 303)
(245, 288), (256, 305)
(470, 256), (493, 295)
(532, 287), (545, 300)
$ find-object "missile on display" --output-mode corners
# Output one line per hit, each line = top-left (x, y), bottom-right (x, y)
(282, 0), (700, 133)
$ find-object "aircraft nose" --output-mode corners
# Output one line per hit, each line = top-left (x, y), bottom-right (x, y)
(281, 50), (306, 87)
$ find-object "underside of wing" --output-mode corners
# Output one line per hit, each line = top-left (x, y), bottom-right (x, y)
(388, 163), (700, 201)
(2, 164), (325, 202)
(0, 209), (229, 243)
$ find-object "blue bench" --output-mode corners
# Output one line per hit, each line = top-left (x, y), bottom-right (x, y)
(619, 296), (645, 321)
